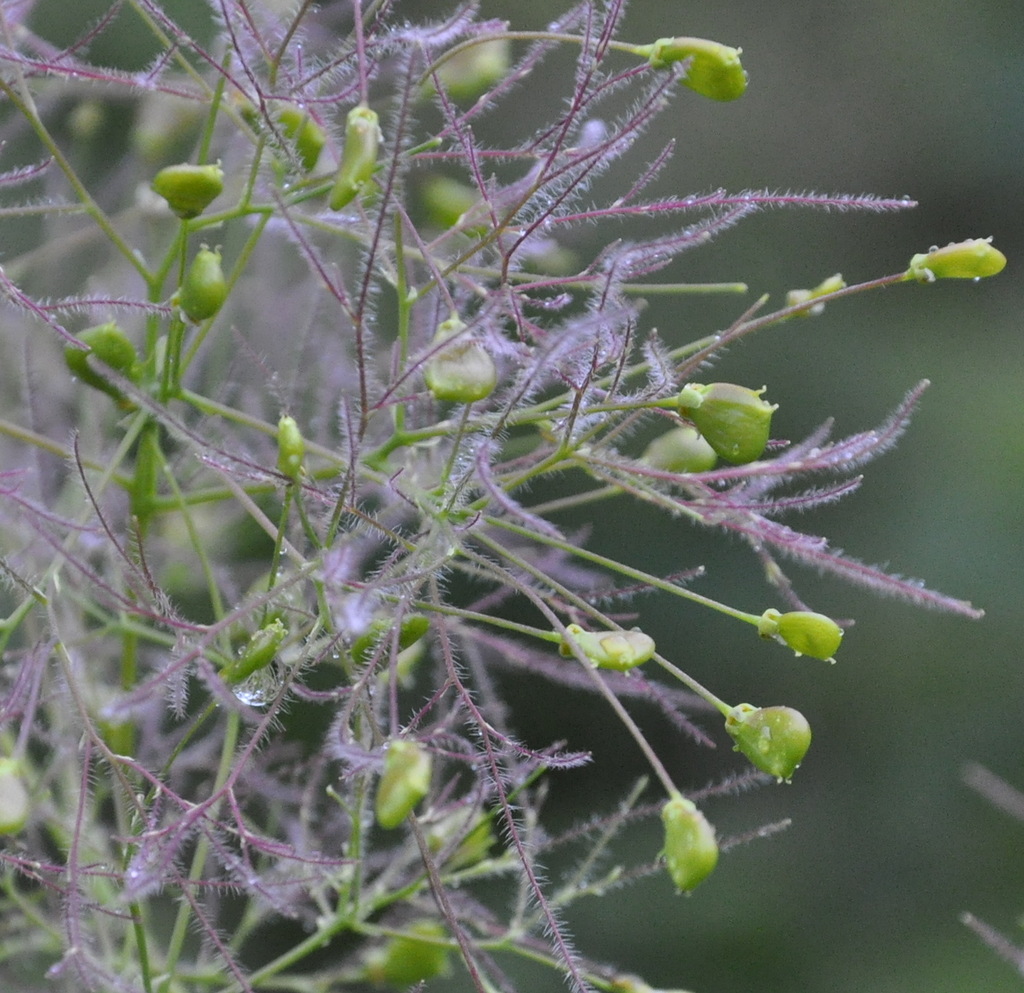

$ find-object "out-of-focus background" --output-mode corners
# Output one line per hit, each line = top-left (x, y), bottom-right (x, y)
(23, 1), (1023, 991)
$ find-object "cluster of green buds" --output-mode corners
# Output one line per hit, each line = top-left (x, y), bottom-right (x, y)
(558, 623), (656, 671)
(660, 793), (719, 892)
(677, 382), (777, 465)
(375, 738), (432, 830)
(641, 424), (718, 473)
(905, 237), (1007, 282)
(151, 162), (224, 219)
(785, 272), (846, 316)
(423, 317), (498, 403)
(0, 757), (30, 835)
(363, 921), (450, 988)
(328, 104), (381, 210)
(642, 36), (748, 101)
(725, 703), (812, 782)
(178, 245), (227, 322)
(758, 608), (844, 661)
(64, 322), (141, 409)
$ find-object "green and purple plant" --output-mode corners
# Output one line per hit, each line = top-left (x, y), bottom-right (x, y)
(0, 1), (1005, 990)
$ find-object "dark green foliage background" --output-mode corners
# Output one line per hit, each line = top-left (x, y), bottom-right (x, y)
(22, 1), (1024, 991)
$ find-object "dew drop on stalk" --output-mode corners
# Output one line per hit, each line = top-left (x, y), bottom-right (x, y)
(232, 665), (282, 707)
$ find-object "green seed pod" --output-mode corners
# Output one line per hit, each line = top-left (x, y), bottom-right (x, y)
(785, 273), (846, 316)
(646, 37), (748, 101)
(276, 414), (305, 481)
(559, 622), (655, 671)
(0, 758), (30, 835)
(434, 38), (511, 100)
(375, 739), (432, 830)
(758, 608), (843, 660)
(151, 162), (224, 219)
(364, 921), (450, 988)
(221, 618), (288, 685)
(641, 425), (718, 473)
(725, 703), (812, 782)
(328, 105), (381, 210)
(906, 237), (1007, 282)
(276, 104), (326, 172)
(660, 793), (718, 892)
(64, 322), (140, 407)
(179, 245), (227, 322)
(677, 382), (777, 465)
(424, 318), (498, 403)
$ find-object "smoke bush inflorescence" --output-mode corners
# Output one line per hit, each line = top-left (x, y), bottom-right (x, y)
(0, 1), (1004, 990)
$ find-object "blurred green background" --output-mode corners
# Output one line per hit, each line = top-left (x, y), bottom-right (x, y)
(22, 0), (1024, 991)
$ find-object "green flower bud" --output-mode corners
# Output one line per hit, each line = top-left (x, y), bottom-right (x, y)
(64, 322), (140, 408)
(647, 37), (748, 101)
(0, 758), (30, 835)
(276, 104), (326, 172)
(425, 810), (495, 870)
(434, 39), (510, 100)
(151, 162), (224, 219)
(758, 608), (843, 661)
(364, 921), (450, 988)
(221, 618), (288, 685)
(328, 105), (381, 210)
(677, 382), (777, 465)
(276, 414), (305, 481)
(559, 623), (655, 671)
(352, 614), (431, 667)
(420, 175), (483, 232)
(641, 425), (717, 473)
(725, 703), (812, 782)
(660, 794), (718, 892)
(423, 318), (497, 403)
(375, 739), (431, 830)
(906, 238), (1006, 282)
(178, 245), (227, 322)
(785, 273), (846, 316)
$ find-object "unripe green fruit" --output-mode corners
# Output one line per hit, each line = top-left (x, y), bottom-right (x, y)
(423, 318), (497, 403)
(660, 794), (718, 892)
(758, 608), (843, 660)
(351, 614), (430, 667)
(329, 105), (381, 210)
(64, 322), (140, 407)
(0, 758), (30, 835)
(364, 921), (450, 988)
(276, 414), (305, 480)
(678, 382), (777, 464)
(221, 618), (287, 685)
(725, 703), (812, 782)
(276, 105), (326, 172)
(559, 623), (655, 671)
(641, 425), (717, 473)
(179, 246), (227, 321)
(151, 162), (224, 218)
(907, 237), (1007, 282)
(375, 739), (431, 830)
(434, 38), (510, 100)
(647, 37), (748, 101)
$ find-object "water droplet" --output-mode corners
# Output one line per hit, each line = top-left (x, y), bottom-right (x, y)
(232, 666), (282, 707)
